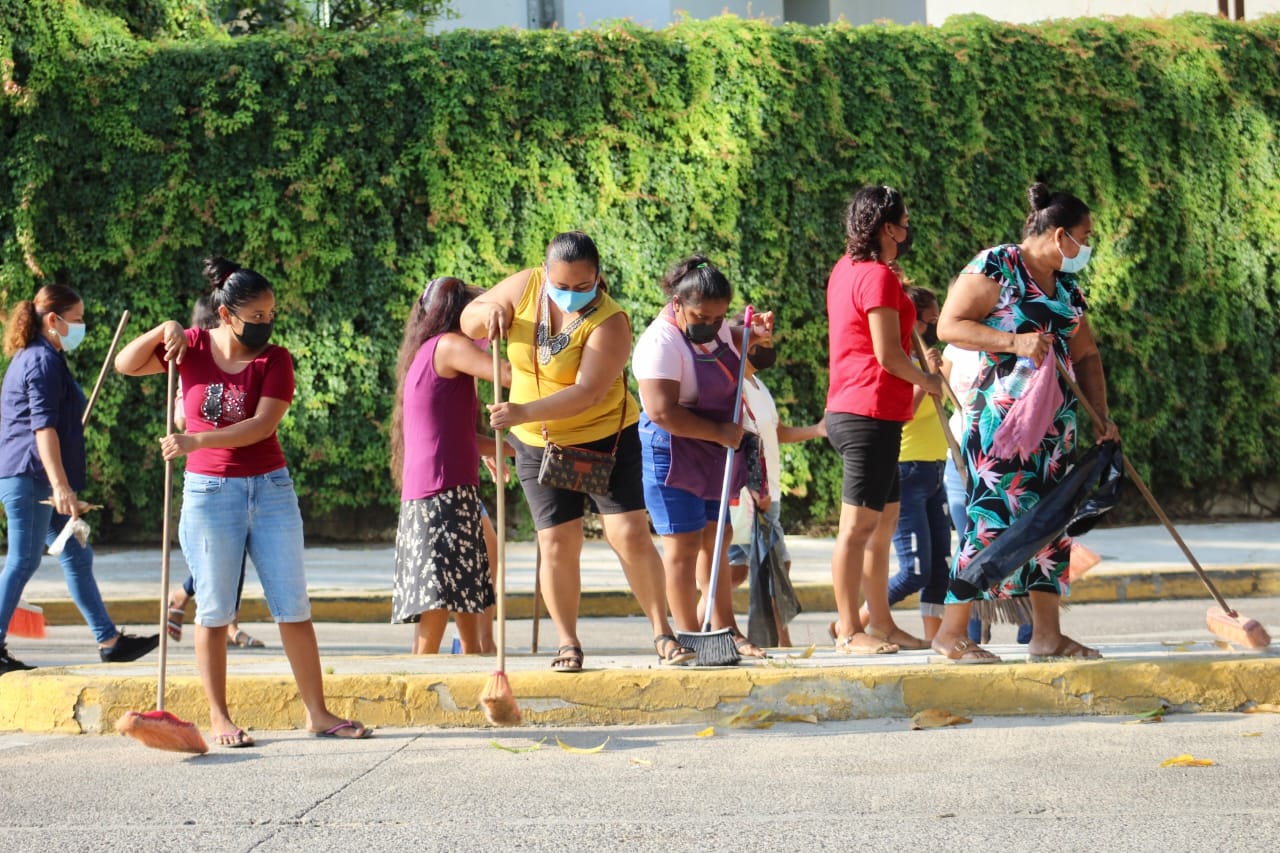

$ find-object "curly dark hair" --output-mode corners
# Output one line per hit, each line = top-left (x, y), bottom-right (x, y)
(844, 185), (907, 262)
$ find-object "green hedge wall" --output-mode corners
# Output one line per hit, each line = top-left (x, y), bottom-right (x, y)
(3, 3), (1279, 540)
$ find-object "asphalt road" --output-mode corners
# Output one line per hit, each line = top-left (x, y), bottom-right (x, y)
(1, 712), (1277, 852)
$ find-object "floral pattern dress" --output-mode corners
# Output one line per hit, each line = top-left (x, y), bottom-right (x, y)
(945, 245), (1087, 622)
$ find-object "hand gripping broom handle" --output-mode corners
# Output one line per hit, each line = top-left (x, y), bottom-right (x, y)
(911, 328), (967, 490)
(82, 311), (130, 428)
(492, 344), (508, 672)
(1053, 358), (1235, 615)
(158, 359), (176, 711)
(702, 307), (754, 633)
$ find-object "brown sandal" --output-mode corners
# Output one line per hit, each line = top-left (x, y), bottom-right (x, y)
(929, 637), (1001, 665)
(551, 645), (584, 673)
(835, 633), (898, 655)
(867, 625), (930, 651)
(654, 635), (696, 666)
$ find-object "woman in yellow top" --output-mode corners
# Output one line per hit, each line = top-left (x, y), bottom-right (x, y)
(462, 231), (694, 672)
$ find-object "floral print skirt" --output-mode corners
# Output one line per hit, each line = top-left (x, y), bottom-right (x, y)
(392, 485), (495, 622)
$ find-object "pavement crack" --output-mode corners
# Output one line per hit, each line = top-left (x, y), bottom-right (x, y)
(243, 732), (423, 850)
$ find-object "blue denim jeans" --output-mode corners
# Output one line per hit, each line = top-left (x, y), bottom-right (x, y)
(888, 460), (950, 616)
(0, 475), (117, 644)
(178, 468), (311, 627)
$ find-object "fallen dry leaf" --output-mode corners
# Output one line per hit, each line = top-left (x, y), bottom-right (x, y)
(695, 726), (716, 738)
(727, 706), (775, 729)
(1160, 754), (1215, 767)
(1242, 732), (1262, 738)
(1126, 705), (1167, 724)
(789, 644), (817, 660)
(490, 737), (546, 754)
(911, 709), (972, 730)
(781, 713), (818, 724)
(555, 735), (610, 754)
(1213, 640), (1233, 650)
(1243, 703), (1280, 714)
(628, 757), (653, 766)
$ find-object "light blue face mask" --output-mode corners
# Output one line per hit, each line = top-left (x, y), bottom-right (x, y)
(56, 317), (86, 352)
(547, 282), (598, 313)
(1059, 230), (1092, 274)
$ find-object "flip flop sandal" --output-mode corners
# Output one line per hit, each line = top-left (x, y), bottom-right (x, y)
(835, 633), (898, 655)
(228, 629), (265, 649)
(867, 626), (930, 651)
(312, 720), (371, 739)
(551, 644), (584, 673)
(654, 634), (696, 666)
(928, 637), (1001, 665)
(212, 728), (255, 748)
(733, 634), (769, 659)
(166, 605), (186, 642)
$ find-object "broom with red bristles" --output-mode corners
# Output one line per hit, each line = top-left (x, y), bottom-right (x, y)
(481, 342), (521, 726)
(1056, 360), (1270, 649)
(116, 359), (209, 753)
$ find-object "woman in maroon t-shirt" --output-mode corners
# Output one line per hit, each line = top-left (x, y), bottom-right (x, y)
(116, 257), (370, 746)
(825, 186), (943, 655)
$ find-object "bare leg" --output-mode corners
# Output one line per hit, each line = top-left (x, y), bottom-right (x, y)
(599, 509), (679, 638)
(922, 614), (942, 642)
(1027, 589), (1099, 658)
(830, 503), (893, 651)
(862, 503), (924, 648)
(660, 528), (704, 632)
(195, 623), (236, 736)
(278, 620), (366, 736)
(537, 519), (584, 653)
(453, 611), (484, 653)
(410, 609), (448, 654)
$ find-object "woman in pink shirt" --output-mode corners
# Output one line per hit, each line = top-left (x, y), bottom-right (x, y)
(825, 186), (943, 655)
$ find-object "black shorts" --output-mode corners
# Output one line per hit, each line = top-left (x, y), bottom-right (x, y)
(826, 411), (903, 511)
(509, 423), (646, 530)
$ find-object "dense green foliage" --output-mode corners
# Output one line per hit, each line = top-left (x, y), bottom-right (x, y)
(2, 3), (1278, 539)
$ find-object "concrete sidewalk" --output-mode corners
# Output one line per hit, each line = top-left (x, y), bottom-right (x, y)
(18, 521), (1280, 625)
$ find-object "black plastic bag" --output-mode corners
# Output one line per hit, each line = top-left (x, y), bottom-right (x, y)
(746, 508), (801, 649)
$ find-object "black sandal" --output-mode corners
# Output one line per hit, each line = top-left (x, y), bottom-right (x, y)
(551, 644), (584, 673)
(653, 634), (696, 666)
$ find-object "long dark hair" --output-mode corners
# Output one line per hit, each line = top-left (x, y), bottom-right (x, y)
(389, 277), (480, 487)
(203, 256), (272, 313)
(905, 285), (937, 315)
(845, 185), (906, 262)
(1022, 183), (1090, 238)
(3, 283), (81, 357)
(660, 254), (733, 303)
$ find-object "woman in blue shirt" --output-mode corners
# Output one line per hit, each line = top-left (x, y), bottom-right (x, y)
(0, 284), (158, 675)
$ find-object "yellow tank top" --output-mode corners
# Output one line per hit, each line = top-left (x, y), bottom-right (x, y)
(508, 267), (640, 448)
(899, 358), (948, 462)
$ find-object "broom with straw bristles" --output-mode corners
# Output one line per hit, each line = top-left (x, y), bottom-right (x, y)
(1056, 359), (1270, 649)
(116, 359), (209, 753)
(481, 342), (521, 726)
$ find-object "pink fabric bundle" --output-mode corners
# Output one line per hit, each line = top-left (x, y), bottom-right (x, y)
(991, 356), (1063, 461)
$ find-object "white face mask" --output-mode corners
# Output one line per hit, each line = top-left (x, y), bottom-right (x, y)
(1059, 230), (1092, 274)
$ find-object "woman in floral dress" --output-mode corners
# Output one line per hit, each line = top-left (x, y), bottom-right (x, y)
(931, 183), (1120, 664)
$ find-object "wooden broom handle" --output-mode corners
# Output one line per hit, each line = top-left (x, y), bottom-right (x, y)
(911, 329), (967, 489)
(1053, 358), (1234, 614)
(492, 344), (507, 671)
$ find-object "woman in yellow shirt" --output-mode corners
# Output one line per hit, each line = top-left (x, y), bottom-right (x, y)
(462, 232), (693, 672)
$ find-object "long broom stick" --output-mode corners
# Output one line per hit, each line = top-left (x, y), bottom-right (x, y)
(116, 359), (209, 753)
(910, 328), (967, 489)
(82, 310), (130, 427)
(1055, 359), (1270, 648)
(481, 343), (521, 725)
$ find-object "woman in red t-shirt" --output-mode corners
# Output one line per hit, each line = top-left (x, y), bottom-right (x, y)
(116, 257), (370, 747)
(825, 186), (943, 655)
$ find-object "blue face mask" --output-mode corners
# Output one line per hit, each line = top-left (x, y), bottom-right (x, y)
(56, 317), (86, 352)
(1059, 231), (1092, 274)
(548, 283), (598, 314)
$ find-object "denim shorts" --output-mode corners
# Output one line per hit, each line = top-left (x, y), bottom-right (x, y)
(639, 418), (722, 536)
(179, 467), (311, 626)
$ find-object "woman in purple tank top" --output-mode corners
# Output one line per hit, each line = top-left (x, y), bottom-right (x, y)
(390, 277), (511, 654)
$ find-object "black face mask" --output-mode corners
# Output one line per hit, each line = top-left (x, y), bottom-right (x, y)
(748, 346), (777, 371)
(676, 301), (722, 345)
(922, 323), (938, 347)
(234, 320), (274, 349)
(895, 224), (914, 259)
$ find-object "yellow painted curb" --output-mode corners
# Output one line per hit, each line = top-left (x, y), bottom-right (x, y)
(33, 566), (1280, 627)
(3, 657), (1276, 735)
